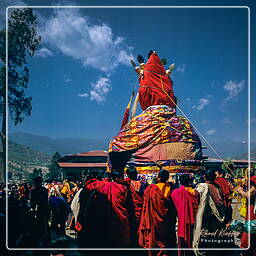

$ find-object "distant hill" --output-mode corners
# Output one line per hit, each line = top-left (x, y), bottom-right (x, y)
(9, 132), (110, 155)
(9, 132), (256, 160)
(200, 140), (256, 159)
(235, 148), (256, 161)
(8, 140), (51, 178)
(8, 140), (50, 166)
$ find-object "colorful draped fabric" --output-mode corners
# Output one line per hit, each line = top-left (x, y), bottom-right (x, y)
(138, 183), (177, 249)
(139, 52), (176, 110)
(240, 176), (256, 256)
(109, 105), (200, 153)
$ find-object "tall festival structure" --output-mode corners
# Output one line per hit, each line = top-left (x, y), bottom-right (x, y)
(108, 51), (203, 182)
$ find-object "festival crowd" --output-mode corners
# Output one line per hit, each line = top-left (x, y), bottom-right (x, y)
(0, 168), (255, 256)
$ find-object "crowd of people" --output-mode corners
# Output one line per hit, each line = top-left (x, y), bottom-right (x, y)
(0, 168), (255, 256)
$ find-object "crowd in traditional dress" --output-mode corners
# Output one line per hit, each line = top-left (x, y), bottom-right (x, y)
(0, 168), (255, 256)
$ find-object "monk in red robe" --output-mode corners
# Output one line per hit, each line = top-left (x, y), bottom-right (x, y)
(138, 51), (176, 110)
(78, 174), (107, 247)
(79, 171), (131, 248)
(98, 171), (131, 248)
(237, 175), (256, 256)
(215, 169), (233, 224)
(124, 167), (148, 247)
(171, 174), (199, 256)
(138, 169), (177, 255)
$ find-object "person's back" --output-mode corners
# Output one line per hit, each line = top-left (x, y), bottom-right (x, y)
(125, 168), (147, 225)
(30, 176), (50, 247)
(79, 171), (130, 248)
(99, 173), (130, 248)
(31, 180), (48, 217)
(49, 195), (69, 235)
(171, 174), (199, 256)
(193, 169), (226, 253)
(138, 169), (177, 253)
(214, 169), (232, 223)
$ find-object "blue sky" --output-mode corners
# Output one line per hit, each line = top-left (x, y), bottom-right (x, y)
(2, 0), (255, 146)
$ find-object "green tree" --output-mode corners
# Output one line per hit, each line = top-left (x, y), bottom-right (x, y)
(28, 167), (42, 184)
(46, 152), (62, 181)
(0, 8), (41, 182)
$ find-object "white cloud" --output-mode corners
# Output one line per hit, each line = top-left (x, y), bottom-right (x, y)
(64, 78), (72, 83)
(78, 93), (89, 98)
(90, 77), (111, 103)
(196, 98), (210, 110)
(201, 120), (208, 124)
(223, 116), (232, 125)
(223, 80), (245, 103)
(39, 8), (134, 72)
(206, 129), (216, 135)
(35, 47), (54, 58)
(176, 64), (186, 73)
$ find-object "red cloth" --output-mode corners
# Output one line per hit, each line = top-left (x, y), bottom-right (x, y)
(99, 181), (131, 247)
(84, 178), (98, 188)
(139, 52), (175, 110)
(80, 180), (130, 248)
(250, 176), (256, 185)
(215, 177), (232, 207)
(138, 184), (176, 249)
(171, 186), (199, 246)
(121, 106), (130, 129)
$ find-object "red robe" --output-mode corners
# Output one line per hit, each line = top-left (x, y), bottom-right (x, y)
(139, 52), (175, 110)
(138, 183), (176, 250)
(171, 186), (199, 247)
(215, 177), (232, 207)
(124, 178), (144, 224)
(78, 179), (108, 247)
(99, 181), (131, 247)
(124, 178), (146, 246)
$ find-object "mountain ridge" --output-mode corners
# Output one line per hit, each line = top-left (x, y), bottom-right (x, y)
(9, 132), (256, 160)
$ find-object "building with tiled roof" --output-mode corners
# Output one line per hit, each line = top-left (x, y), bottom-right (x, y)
(57, 150), (108, 180)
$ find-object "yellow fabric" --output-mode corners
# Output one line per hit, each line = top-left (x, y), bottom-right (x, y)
(61, 182), (70, 195)
(185, 186), (196, 195)
(239, 197), (247, 218)
(135, 165), (201, 174)
(156, 183), (171, 198)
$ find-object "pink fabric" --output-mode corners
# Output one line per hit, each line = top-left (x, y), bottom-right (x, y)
(171, 186), (198, 245)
